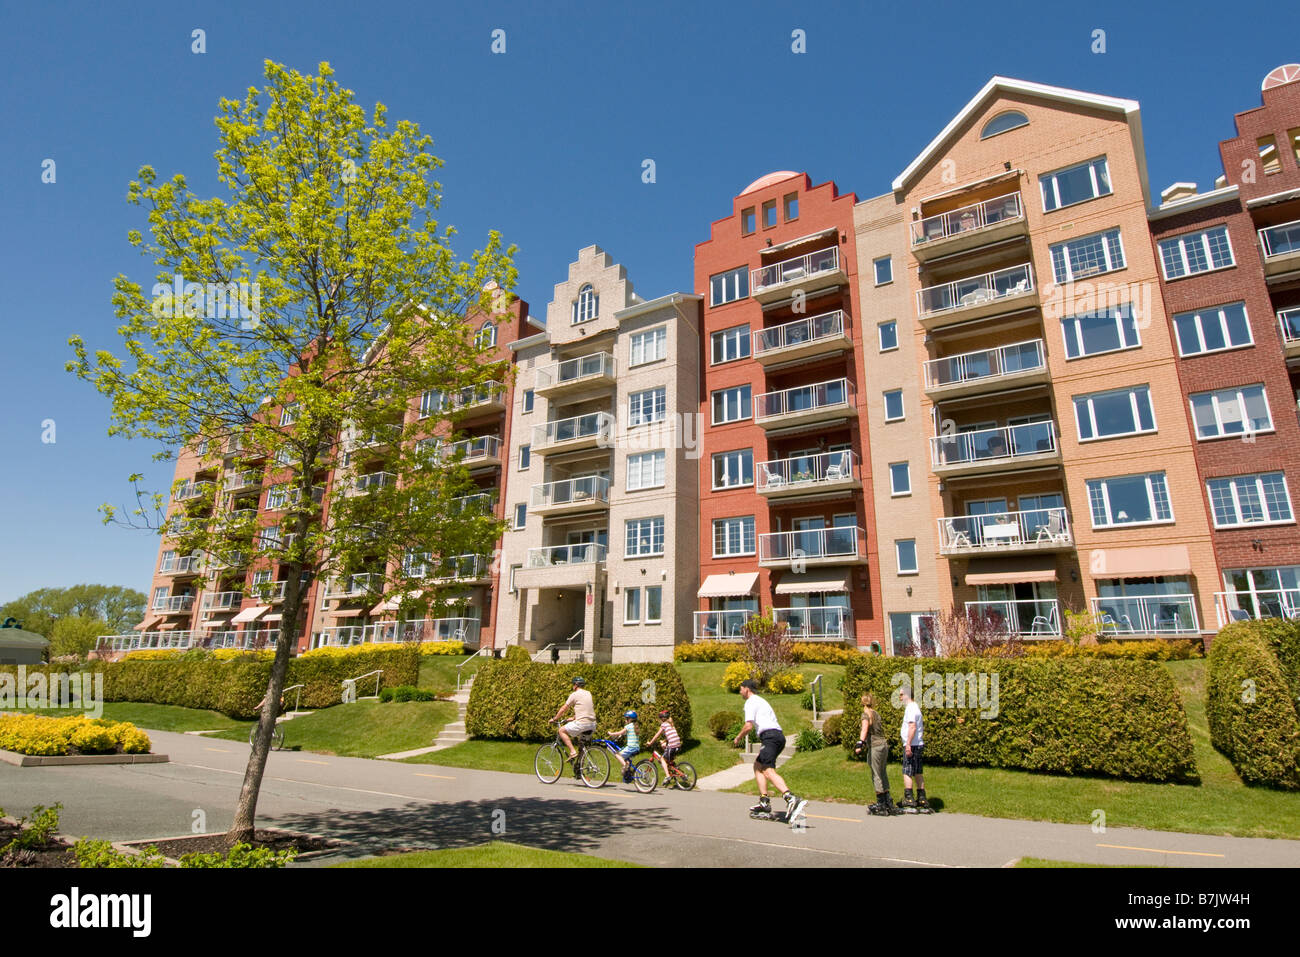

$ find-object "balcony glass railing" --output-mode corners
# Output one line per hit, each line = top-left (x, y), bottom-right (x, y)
(173, 481), (215, 502)
(911, 192), (1024, 246)
(525, 543), (608, 568)
(435, 435), (503, 464)
(450, 380), (505, 411)
(1259, 219), (1300, 258)
(431, 554), (491, 580)
(937, 507), (1071, 551)
(757, 450), (856, 492)
(531, 475), (611, 509)
(964, 599), (1061, 637)
(316, 618), (481, 648)
(752, 246), (840, 293)
(773, 606), (852, 641)
(930, 422), (1057, 468)
(916, 263), (1034, 318)
(326, 573), (382, 597)
(225, 469), (262, 491)
(758, 527), (865, 563)
(1279, 308), (1300, 344)
(250, 580), (288, 603)
(533, 412), (614, 449)
(1090, 595), (1199, 634)
(451, 492), (497, 514)
(754, 378), (852, 421)
(152, 595), (195, 613)
(536, 353), (616, 391)
(160, 554), (203, 575)
(200, 591), (243, 610)
(354, 472), (397, 493)
(692, 610), (755, 641)
(1214, 589), (1300, 626)
(753, 310), (845, 356)
(924, 339), (1046, 390)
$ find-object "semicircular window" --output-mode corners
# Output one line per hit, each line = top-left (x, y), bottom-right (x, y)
(981, 111), (1029, 139)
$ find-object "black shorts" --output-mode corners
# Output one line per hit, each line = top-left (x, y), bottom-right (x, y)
(755, 730), (785, 770)
(902, 744), (924, 777)
(661, 746), (679, 762)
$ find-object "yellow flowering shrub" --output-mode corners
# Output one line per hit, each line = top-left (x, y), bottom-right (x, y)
(0, 714), (152, 756)
(766, 670), (806, 694)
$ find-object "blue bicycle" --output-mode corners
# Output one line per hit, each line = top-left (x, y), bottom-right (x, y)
(592, 737), (658, 793)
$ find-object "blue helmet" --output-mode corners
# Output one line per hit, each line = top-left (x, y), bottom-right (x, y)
(624, 710), (638, 720)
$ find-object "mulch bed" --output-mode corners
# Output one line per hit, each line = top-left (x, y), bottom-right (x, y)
(0, 819), (76, 868)
(126, 829), (340, 858)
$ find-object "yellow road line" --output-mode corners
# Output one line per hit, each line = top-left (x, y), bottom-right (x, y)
(204, 748), (230, 753)
(807, 813), (862, 823)
(566, 788), (630, 798)
(1097, 843), (1225, 859)
(413, 772), (456, 780)
(297, 759), (330, 766)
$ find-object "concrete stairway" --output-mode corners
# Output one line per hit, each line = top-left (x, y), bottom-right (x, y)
(377, 675), (473, 760)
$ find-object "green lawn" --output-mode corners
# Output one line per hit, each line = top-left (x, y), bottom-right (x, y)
(5, 701), (245, 733)
(732, 660), (1300, 841)
(211, 699), (457, 758)
(417, 654), (482, 696)
(1015, 858), (1151, 868)
(334, 841), (640, 868)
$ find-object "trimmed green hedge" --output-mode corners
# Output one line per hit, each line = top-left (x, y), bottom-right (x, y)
(1206, 621), (1300, 789)
(840, 656), (1198, 783)
(466, 661), (692, 743)
(1252, 619), (1300, 707)
(1, 646), (420, 720)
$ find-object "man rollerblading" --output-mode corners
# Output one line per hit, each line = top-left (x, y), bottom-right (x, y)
(734, 679), (807, 826)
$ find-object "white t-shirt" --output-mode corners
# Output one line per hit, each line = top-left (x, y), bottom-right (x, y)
(900, 701), (923, 746)
(743, 694), (781, 734)
(564, 689), (596, 725)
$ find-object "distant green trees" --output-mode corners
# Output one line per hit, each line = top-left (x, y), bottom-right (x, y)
(0, 585), (146, 657)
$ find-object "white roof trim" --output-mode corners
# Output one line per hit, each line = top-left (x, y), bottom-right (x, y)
(1149, 184), (1240, 221)
(1246, 186), (1300, 208)
(613, 291), (702, 322)
(892, 76), (1142, 194)
(508, 332), (549, 352)
(1160, 182), (1198, 201)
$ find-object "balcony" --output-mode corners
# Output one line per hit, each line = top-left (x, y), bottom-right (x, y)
(1279, 308), (1300, 359)
(754, 378), (854, 430)
(200, 591), (243, 611)
(448, 380), (507, 417)
(348, 424), (402, 452)
(160, 554), (203, 577)
(692, 610), (755, 641)
(923, 339), (1048, 400)
(773, 606), (852, 642)
(757, 450), (859, 499)
(316, 618), (481, 648)
(221, 434), (245, 462)
(515, 543), (607, 590)
(535, 353), (616, 399)
(250, 580), (288, 603)
(224, 508), (257, 524)
(267, 485), (326, 510)
(225, 469), (262, 493)
(910, 192), (1027, 260)
(152, 594), (195, 614)
(96, 631), (199, 653)
(435, 435), (503, 471)
(1214, 589), (1300, 627)
(1258, 219), (1300, 277)
(964, 599), (1061, 637)
(526, 543), (607, 568)
(1090, 595), (1200, 635)
(930, 422), (1060, 478)
(531, 476), (611, 516)
(429, 554), (492, 583)
(916, 263), (1036, 329)
(532, 412), (614, 455)
(352, 471), (397, 494)
(938, 507), (1072, 556)
(173, 480), (215, 503)
(752, 310), (851, 366)
(751, 246), (846, 304)
(326, 573), (382, 598)
(758, 527), (867, 568)
(450, 492), (497, 515)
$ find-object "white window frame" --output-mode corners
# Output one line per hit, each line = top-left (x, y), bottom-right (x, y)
(1158, 226), (1235, 280)
(710, 267), (748, 306)
(1049, 228), (1126, 283)
(522, 389), (535, 413)
(625, 517), (665, 558)
(1207, 472), (1294, 528)
(280, 403), (299, 426)
(628, 387), (667, 427)
(878, 320), (898, 352)
(645, 585), (663, 624)
(1040, 156), (1112, 212)
(1172, 302), (1254, 357)
(420, 390), (445, 418)
(627, 450), (666, 491)
(712, 449), (754, 490)
(629, 326), (667, 367)
(710, 325), (751, 365)
(883, 389), (904, 422)
(713, 516), (756, 558)
(475, 322), (497, 350)
(1189, 384), (1273, 440)
(1061, 303), (1141, 360)
(1085, 472), (1174, 529)
(518, 445), (531, 471)
(572, 284), (598, 324)
(1073, 385), (1157, 442)
(711, 385), (752, 425)
(874, 256), (893, 286)
(624, 587), (642, 624)
(896, 539), (919, 575)
(513, 503), (527, 530)
(889, 461), (911, 497)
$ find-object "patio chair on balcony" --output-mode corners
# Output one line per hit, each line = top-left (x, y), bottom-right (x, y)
(824, 454), (849, 482)
(1034, 512), (1068, 545)
(762, 465), (785, 491)
(1029, 615), (1054, 635)
(944, 520), (972, 548)
(1098, 611), (1133, 633)
(1228, 609), (1252, 623)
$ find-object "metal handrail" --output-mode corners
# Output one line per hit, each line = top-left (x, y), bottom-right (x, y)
(281, 683), (305, 714)
(342, 669), (383, 702)
(1258, 218), (1300, 258)
(457, 647), (494, 691)
(810, 674), (823, 722)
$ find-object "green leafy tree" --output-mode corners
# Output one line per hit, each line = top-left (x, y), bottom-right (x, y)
(0, 585), (145, 638)
(68, 61), (515, 842)
(48, 615), (111, 658)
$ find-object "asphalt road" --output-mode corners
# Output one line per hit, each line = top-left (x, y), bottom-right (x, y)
(3, 729), (1297, 868)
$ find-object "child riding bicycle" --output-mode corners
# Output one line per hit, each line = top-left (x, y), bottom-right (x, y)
(607, 710), (641, 782)
(644, 708), (682, 781)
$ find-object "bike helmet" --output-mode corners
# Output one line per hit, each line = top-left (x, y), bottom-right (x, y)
(658, 709), (670, 718)
(623, 710), (638, 720)
(571, 676), (586, 686)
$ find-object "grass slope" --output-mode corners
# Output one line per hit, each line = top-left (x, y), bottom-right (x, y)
(210, 699), (456, 758)
(334, 841), (639, 868)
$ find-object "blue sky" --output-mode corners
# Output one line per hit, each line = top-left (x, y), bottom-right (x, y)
(1, 0), (1296, 604)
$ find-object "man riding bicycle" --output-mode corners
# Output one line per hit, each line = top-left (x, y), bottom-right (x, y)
(551, 675), (597, 778)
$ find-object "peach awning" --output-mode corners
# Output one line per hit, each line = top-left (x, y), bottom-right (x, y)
(965, 555), (1057, 586)
(231, 605), (270, 624)
(328, 607), (364, 618)
(1090, 545), (1191, 578)
(698, 572), (759, 599)
(775, 569), (850, 594)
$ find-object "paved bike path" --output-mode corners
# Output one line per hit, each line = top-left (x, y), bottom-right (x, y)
(2, 729), (1297, 868)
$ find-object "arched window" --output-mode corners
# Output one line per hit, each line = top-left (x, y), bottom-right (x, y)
(572, 284), (598, 324)
(980, 111), (1029, 140)
(475, 322), (497, 349)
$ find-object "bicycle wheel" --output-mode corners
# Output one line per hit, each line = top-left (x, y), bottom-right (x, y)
(534, 742), (565, 784)
(632, 759), (658, 794)
(673, 762), (697, 791)
(271, 725), (285, 751)
(579, 746), (611, 788)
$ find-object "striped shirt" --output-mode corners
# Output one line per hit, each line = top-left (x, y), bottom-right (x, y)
(660, 721), (681, 749)
(623, 722), (640, 750)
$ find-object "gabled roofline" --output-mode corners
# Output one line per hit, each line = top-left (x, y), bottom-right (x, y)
(892, 76), (1148, 207)
(1149, 184), (1240, 221)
